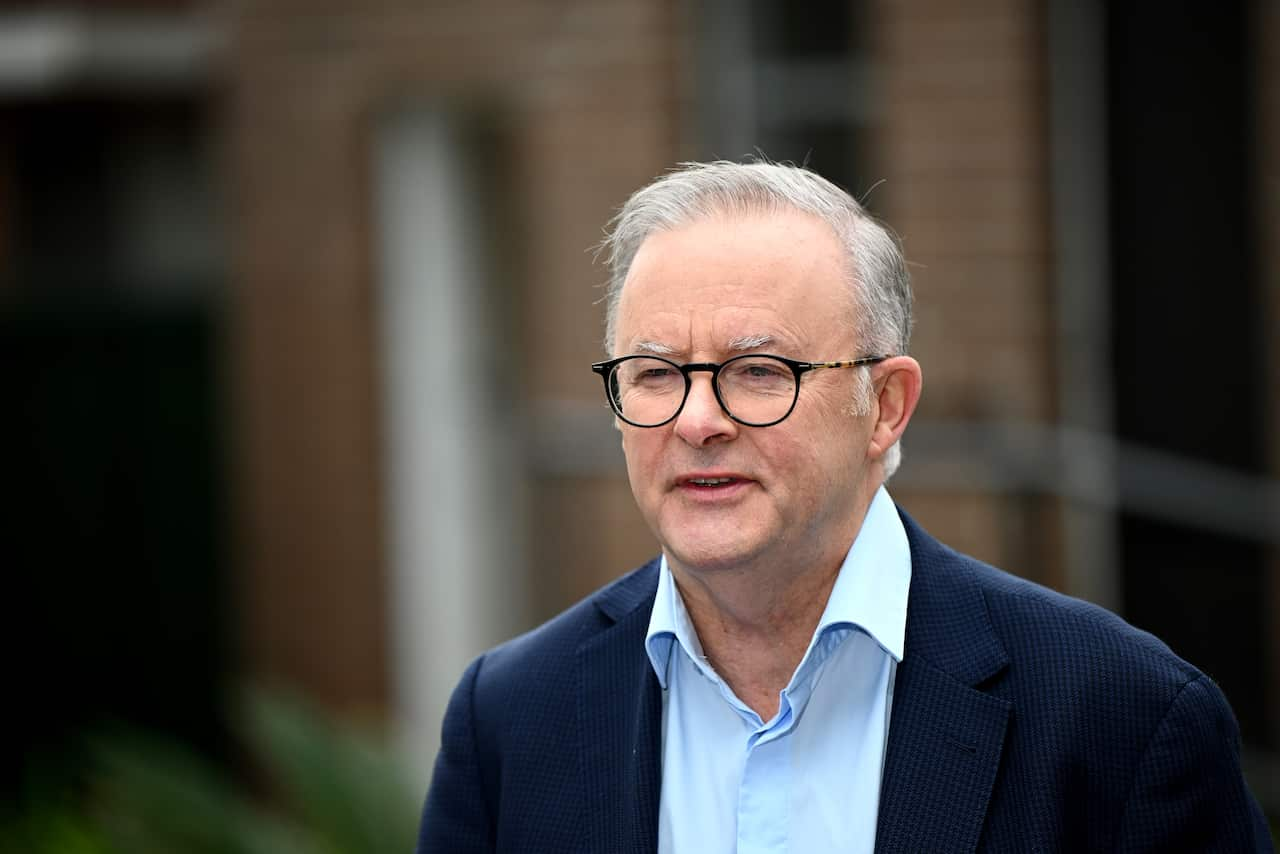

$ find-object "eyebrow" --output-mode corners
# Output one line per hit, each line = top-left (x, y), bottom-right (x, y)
(726, 333), (774, 351)
(629, 334), (777, 357)
(632, 340), (678, 356)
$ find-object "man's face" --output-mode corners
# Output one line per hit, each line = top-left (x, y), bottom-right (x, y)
(613, 210), (880, 577)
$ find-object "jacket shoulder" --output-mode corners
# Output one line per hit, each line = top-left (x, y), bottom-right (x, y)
(901, 514), (1268, 849)
(904, 509), (1198, 690)
(469, 559), (659, 704)
(970, 551), (1199, 688)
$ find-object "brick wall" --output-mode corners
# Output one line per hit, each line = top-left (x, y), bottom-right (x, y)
(225, 0), (680, 711)
(872, 0), (1060, 583)
(224, 0), (1275, 728)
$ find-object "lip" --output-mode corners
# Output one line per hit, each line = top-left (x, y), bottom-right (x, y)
(673, 471), (756, 501)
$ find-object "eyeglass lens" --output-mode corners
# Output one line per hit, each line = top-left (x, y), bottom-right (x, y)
(608, 356), (796, 426)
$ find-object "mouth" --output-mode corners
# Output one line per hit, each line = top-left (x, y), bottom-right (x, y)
(677, 474), (753, 494)
(688, 476), (735, 485)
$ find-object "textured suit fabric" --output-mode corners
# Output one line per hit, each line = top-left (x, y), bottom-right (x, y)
(418, 510), (1272, 853)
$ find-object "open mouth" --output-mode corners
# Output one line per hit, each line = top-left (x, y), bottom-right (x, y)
(684, 476), (742, 489)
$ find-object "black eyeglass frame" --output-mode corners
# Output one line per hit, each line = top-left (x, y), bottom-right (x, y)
(590, 353), (889, 428)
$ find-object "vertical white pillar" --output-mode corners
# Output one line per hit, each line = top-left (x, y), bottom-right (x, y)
(374, 107), (526, 783)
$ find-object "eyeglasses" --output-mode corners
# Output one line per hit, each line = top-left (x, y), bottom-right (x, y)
(590, 353), (888, 428)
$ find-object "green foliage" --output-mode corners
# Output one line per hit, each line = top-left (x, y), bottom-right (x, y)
(1, 692), (418, 854)
(0, 803), (112, 854)
(243, 694), (419, 854)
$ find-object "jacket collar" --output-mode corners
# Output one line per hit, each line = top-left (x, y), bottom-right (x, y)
(585, 510), (1011, 682)
(874, 509), (1012, 852)
(578, 508), (1015, 853)
(592, 558), (661, 622)
(579, 559), (663, 853)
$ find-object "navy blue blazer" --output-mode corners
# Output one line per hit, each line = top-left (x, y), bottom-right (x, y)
(419, 510), (1272, 852)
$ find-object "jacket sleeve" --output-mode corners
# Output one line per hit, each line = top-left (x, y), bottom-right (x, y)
(1112, 673), (1273, 853)
(416, 656), (494, 854)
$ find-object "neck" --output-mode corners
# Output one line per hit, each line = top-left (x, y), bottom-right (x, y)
(666, 474), (884, 719)
(668, 521), (858, 720)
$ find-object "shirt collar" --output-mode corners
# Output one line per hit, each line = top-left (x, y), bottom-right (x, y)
(644, 552), (704, 690)
(815, 485), (910, 661)
(644, 485), (912, 690)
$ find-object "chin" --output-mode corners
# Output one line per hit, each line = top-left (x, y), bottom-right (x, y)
(649, 498), (780, 566)
(661, 531), (770, 574)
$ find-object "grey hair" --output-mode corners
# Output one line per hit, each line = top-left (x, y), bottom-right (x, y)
(599, 160), (914, 479)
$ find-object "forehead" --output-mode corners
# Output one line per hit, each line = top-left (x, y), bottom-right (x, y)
(614, 210), (853, 354)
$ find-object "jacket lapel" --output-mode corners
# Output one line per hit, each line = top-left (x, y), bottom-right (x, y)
(874, 655), (1011, 852)
(875, 513), (1012, 853)
(578, 562), (663, 854)
(571, 518), (1016, 853)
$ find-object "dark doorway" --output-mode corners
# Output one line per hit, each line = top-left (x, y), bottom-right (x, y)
(1106, 3), (1271, 748)
(1, 97), (230, 799)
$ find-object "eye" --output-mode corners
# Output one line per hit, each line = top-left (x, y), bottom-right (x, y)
(616, 357), (683, 390)
(726, 359), (789, 381)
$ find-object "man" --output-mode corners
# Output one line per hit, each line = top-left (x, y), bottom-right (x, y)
(418, 161), (1271, 852)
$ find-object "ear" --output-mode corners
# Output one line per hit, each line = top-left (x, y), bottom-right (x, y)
(867, 356), (922, 461)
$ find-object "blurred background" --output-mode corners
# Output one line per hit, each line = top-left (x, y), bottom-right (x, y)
(2, 0), (1276, 845)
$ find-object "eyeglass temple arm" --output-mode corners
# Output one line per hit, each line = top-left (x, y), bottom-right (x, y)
(801, 356), (890, 371)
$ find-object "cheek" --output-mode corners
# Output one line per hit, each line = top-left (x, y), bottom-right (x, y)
(621, 431), (663, 497)
(806, 392), (872, 461)
(761, 432), (829, 498)
(773, 415), (864, 498)
(807, 382), (859, 423)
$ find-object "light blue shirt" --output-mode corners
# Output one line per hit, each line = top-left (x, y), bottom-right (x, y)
(644, 486), (911, 854)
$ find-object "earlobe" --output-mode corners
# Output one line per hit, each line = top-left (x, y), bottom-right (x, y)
(867, 356), (922, 460)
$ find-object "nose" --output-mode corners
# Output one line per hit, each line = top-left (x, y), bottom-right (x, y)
(673, 374), (737, 447)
